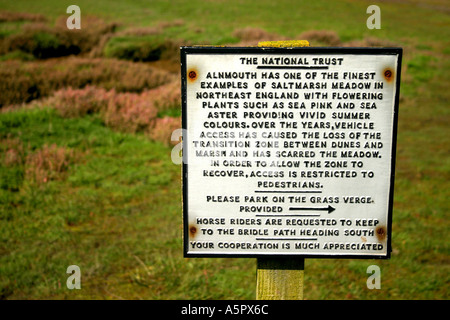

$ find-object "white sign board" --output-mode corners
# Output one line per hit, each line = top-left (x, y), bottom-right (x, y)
(181, 47), (401, 258)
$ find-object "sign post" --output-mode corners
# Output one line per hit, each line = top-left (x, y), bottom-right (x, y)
(256, 257), (304, 300)
(181, 43), (402, 299)
(256, 41), (308, 301)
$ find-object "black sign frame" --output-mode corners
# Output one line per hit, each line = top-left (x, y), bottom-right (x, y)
(181, 46), (402, 259)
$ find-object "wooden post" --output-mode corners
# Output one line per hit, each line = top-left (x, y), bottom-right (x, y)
(255, 40), (309, 301)
(256, 258), (305, 300)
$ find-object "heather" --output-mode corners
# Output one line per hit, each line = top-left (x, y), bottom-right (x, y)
(45, 79), (181, 135)
(0, 57), (176, 107)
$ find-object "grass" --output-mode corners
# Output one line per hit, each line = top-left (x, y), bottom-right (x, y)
(0, 107), (255, 299)
(1, 0), (448, 44)
(0, 0), (449, 300)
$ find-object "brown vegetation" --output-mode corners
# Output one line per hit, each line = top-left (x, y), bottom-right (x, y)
(342, 37), (398, 47)
(103, 91), (159, 133)
(297, 30), (341, 46)
(1, 136), (25, 167)
(47, 86), (114, 118)
(47, 80), (181, 143)
(149, 116), (182, 146)
(0, 57), (176, 107)
(0, 15), (118, 58)
(231, 27), (286, 46)
(231, 27), (397, 48)
(25, 144), (75, 185)
(0, 11), (46, 23)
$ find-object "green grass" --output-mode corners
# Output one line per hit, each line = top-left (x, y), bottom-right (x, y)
(0, 0), (449, 300)
(0, 107), (255, 299)
(0, 20), (26, 38)
(1, 0), (449, 45)
(0, 50), (34, 61)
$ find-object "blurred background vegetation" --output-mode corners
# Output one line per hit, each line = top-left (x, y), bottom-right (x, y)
(0, 0), (448, 299)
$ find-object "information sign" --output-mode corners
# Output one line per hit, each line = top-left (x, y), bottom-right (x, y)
(181, 47), (402, 258)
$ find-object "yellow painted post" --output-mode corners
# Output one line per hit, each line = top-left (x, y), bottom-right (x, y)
(255, 39), (309, 301)
(258, 40), (309, 48)
(256, 258), (304, 300)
